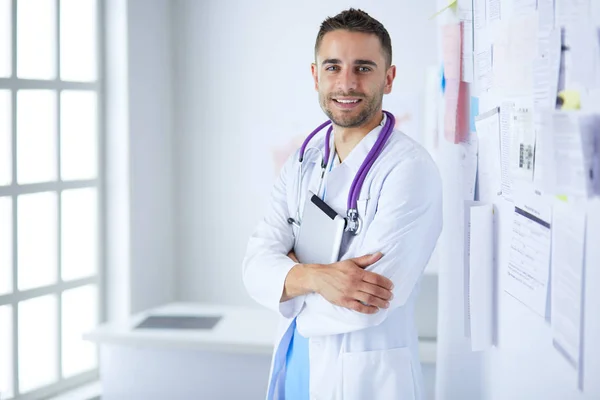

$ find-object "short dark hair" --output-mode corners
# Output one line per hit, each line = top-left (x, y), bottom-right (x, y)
(315, 8), (392, 68)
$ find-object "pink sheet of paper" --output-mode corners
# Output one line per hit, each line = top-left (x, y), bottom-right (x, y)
(444, 79), (470, 143)
(442, 23), (462, 80)
(443, 23), (469, 143)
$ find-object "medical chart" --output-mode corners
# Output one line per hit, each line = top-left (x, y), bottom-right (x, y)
(505, 191), (551, 317)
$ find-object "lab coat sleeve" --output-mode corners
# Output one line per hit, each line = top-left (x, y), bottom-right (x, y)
(242, 152), (306, 319)
(296, 154), (443, 337)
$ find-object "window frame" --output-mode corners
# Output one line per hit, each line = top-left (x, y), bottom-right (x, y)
(0, 0), (106, 398)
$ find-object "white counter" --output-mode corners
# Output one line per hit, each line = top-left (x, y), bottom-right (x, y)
(85, 302), (279, 355)
(85, 302), (437, 399)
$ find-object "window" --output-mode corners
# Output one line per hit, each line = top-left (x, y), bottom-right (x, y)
(0, 0), (103, 398)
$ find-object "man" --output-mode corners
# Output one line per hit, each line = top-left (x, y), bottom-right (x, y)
(243, 8), (442, 400)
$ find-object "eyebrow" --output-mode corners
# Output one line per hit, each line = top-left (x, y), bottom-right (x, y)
(322, 59), (378, 68)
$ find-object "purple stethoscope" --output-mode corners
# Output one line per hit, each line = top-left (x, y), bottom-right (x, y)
(290, 110), (396, 235)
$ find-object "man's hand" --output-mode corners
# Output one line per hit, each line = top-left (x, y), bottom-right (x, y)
(313, 253), (393, 314)
(282, 251), (393, 314)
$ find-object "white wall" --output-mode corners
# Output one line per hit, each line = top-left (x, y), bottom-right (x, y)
(126, 0), (175, 314)
(104, 0), (175, 320)
(172, 0), (438, 306)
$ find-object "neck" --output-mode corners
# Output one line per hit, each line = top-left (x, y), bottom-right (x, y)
(334, 110), (384, 163)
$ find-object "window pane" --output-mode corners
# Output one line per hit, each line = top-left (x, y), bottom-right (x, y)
(60, 0), (97, 82)
(18, 295), (58, 393)
(17, 192), (57, 291)
(0, 90), (10, 186)
(17, 0), (56, 80)
(0, 197), (12, 295)
(0, 305), (13, 399)
(62, 188), (97, 281)
(60, 91), (97, 180)
(0, 0), (10, 78)
(62, 285), (98, 378)
(17, 90), (57, 184)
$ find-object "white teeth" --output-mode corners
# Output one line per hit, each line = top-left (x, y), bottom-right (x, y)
(336, 99), (359, 104)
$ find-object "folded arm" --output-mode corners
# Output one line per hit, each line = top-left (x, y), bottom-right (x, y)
(242, 153), (307, 319)
(242, 152), (390, 319)
(296, 156), (443, 337)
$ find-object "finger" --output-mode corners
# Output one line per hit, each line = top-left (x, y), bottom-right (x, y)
(361, 270), (394, 290)
(345, 299), (379, 314)
(353, 290), (390, 309)
(357, 282), (393, 302)
(287, 250), (299, 263)
(351, 252), (383, 268)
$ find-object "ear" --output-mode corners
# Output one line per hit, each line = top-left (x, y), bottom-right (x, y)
(383, 65), (396, 95)
(311, 63), (319, 91)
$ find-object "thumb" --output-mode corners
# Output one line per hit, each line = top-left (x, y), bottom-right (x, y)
(352, 252), (383, 268)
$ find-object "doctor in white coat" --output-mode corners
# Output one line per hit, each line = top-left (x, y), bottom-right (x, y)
(243, 8), (442, 400)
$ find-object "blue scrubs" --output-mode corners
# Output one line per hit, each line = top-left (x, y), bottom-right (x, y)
(284, 319), (310, 399)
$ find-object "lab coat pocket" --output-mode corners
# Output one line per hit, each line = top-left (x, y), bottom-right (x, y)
(357, 198), (369, 216)
(356, 197), (375, 235)
(342, 347), (416, 400)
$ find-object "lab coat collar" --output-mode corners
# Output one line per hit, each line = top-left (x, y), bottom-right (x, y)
(337, 112), (388, 173)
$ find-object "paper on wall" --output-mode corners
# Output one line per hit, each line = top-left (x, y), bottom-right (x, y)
(445, 79), (470, 144)
(536, 111), (599, 197)
(459, 0), (474, 83)
(504, 190), (552, 317)
(568, 23), (600, 93)
(443, 23), (469, 143)
(514, 0), (537, 13)
(475, 107), (502, 202)
(551, 199), (586, 370)
(473, 0), (485, 32)
(461, 131), (479, 201)
(464, 201), (495, 351)
(499, 102), (514, 201)
(538, 0), (556, 33)
(533, 29), (562, 112)
(510, 104), (536, 182)
(442, 23), (462, 80)
(492, 13), (539, 97)
(555, 0), (591, 28)
(473, 0), (492, 94)
(532, 28), (562, 193)
(475, 48), (492, 94)
(486, 0), (500, 24)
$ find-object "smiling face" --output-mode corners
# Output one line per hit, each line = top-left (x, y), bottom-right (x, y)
(312, 29), (396, 129)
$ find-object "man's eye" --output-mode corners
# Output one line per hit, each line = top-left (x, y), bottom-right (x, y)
(357, 66), (371, 72)
(326, 65), (340, 71)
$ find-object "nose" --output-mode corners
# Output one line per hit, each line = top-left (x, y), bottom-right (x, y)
(336, 68), (357, 94)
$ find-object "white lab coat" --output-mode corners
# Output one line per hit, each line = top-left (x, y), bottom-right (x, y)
(243, 115), (443, 400)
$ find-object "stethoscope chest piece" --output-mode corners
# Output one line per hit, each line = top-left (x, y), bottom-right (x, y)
(345, 208), (362, 235)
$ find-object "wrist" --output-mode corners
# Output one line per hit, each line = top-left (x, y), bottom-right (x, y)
(303, 263), (324, 295)
(282, 263), (321, 302)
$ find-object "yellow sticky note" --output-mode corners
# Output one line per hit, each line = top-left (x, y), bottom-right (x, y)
(430, 0), (458, 19)
(558, 90), (581, 110)
(556, 195), (568, 202)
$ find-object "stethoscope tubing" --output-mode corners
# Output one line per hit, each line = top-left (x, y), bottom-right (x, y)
(298, 111), (395, 213)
